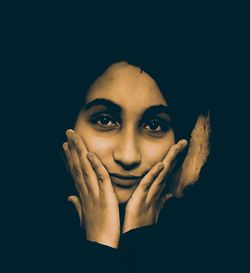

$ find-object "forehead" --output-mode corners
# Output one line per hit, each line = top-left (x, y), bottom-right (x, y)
(85, 63), (168, 111)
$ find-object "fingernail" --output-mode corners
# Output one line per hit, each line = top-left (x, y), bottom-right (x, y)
(66, 129), (74, 138)
(181, 139), (188, 145)
(180, 140), (188, 149)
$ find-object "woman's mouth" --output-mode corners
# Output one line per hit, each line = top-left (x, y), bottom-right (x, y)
(109, 173), (143, 187)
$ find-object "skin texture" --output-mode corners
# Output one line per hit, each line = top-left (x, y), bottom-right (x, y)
(74, 62), (177, 204)
(62, 62), (209, 248)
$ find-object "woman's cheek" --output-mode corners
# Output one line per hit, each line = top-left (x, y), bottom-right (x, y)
(77, 131), (114, 161)
(142, 139), (174, 165)
(82, 134), (114, 157)
(74, 120), (113, 153)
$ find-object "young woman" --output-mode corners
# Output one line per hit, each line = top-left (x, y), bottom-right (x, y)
(62, 61), (210, 272)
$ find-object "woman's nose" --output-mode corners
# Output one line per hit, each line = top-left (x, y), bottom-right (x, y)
(113, 131), (141, 170)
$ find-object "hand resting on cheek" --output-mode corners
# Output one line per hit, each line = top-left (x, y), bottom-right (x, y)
(63, 129), (120, 249)
(63, 129), (191, 240)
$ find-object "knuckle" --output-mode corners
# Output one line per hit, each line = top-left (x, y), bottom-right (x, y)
(98, 175), (105, 182)
(98, 173), (108, 182)
(82, 169), (92, 181)
(73, 165), (81, 177)
(95, 166), (108, 180)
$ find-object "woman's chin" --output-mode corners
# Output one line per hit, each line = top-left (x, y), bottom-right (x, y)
(113, 184), (137, 204)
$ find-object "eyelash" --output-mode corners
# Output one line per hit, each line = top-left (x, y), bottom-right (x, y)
(144, 119), (170, 132)
(90, 114), (170, 133)
(90, 114), (119, 129)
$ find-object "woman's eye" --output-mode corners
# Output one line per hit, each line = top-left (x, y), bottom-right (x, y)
(90, 114), (119, 128)
(144, 119), (169, 132)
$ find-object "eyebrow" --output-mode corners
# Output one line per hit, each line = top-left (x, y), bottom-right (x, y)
(83, 98), (122, 114)
(142, 105), (171, 120)
(83, 98), (171, 118)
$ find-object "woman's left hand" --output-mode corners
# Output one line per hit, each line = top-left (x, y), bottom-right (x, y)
(122, 139), (188, 234)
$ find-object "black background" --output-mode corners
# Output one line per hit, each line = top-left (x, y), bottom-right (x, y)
(2, 2), (249, 272)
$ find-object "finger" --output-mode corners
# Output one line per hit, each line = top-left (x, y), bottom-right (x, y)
(63, 141), (81, 191)
(146, 140), (188, 203)
(129, 162), (164, 203)
(86, 152), (114, 193)
(68, 195), (84, 227)
(62, 142), (73, 173)
(66, 130), (88, 195)
(69, 130), (100, 196)
(162, 139), (188, 174)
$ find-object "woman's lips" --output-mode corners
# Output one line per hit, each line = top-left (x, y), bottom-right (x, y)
(109, 174), (142, 187)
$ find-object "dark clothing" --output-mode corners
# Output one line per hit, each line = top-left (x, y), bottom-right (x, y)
(78, 223), (214, 273)
(81, 225), (161, 273)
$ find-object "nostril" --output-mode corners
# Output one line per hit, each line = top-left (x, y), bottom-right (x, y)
(114, 159), (140, 171)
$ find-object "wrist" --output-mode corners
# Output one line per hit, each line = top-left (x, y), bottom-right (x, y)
(86, 233), (120, 249)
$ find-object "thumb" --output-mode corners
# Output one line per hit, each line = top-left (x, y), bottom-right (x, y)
(68, 195), (84, 227)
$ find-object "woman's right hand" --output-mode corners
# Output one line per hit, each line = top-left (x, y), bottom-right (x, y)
(63, 129), (120, 249)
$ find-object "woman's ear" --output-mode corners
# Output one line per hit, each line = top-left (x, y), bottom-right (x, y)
(169, 112), (211, 198)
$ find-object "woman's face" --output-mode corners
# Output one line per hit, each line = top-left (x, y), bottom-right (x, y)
(74, 63), (175, 204)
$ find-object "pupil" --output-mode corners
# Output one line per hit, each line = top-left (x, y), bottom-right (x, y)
(101, 116), (110, 125)
(149, 120), (159, 130)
